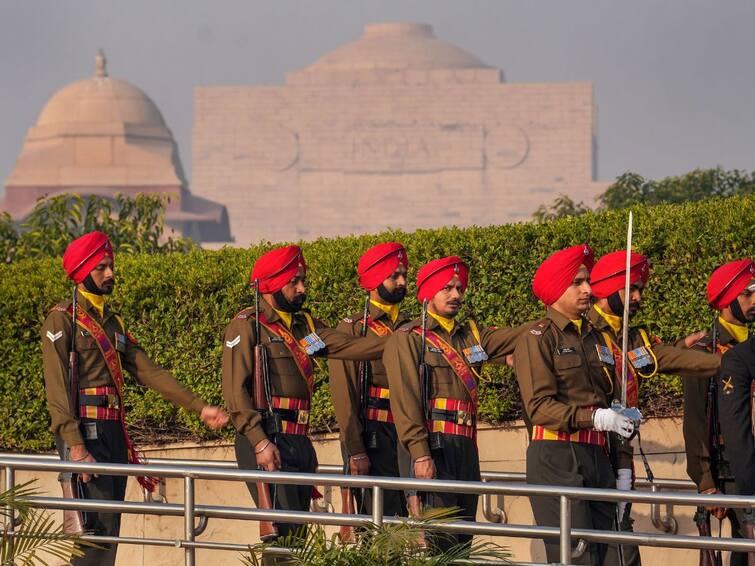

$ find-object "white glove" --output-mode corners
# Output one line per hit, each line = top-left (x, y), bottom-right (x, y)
(592, 408), (634, 438)
(616, 468), (633, 520)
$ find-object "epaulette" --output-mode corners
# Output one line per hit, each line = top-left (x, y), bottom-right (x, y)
(235, 307), (256, 320)
(528, 319), (551, 337)
(48, 300), (72, 315)
(398, 321), (421, 333)
(342, 310), (366, 325)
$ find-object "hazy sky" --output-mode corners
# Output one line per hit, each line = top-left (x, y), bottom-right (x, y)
(2, 1), (753, 200)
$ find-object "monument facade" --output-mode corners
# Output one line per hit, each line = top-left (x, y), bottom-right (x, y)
(192, 22), (608, 246)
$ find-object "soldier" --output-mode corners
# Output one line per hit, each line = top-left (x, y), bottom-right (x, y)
(41, 231), (229, 566)
(222, 245), (385, 546)
(514, 244), (632, 565)
(383, 256), (525, 551)
(683, 258), (755, 566)
(329, 242), (412, 519)
(717, 336), (755, 564)
(588, 250), (720, 566)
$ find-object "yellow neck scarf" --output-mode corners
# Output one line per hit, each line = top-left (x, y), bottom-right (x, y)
(719, 316), (748, 344)
(428, 311), (455, 334)
(370, 299), (399, 324)
(594, 304), (621, 334)
(571, 318), (583, 335)
(79, 289), (105, 318)
(273, 308), (293, 329)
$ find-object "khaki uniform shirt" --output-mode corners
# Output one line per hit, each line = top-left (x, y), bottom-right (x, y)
(515, 307), (617, 435)
(682, 321), (739, 491)
(41, 291), (206, 448)
(329, 302), (412, 456)
(589, 306), (721, 470)
(222, 299), (385, 448)
(383, 315), (526, 460)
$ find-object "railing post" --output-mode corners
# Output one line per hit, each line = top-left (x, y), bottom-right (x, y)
(371, 485), (383, 527)
(560, 495), (571, 565)
(4, 465), (15, 555)
(184, 476), (195, 566)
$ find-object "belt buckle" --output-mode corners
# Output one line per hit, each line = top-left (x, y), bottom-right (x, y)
(296, 409), (310, 425)
(107, 394), (120, 410)
(456, 410), (472, 427)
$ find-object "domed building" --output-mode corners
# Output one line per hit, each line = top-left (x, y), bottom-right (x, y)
(192, 22), (608, 246)
(3, 51), (230, 243)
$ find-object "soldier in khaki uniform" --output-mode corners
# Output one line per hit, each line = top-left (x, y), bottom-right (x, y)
(42, 231), (229, 566)
(588, 250), (720, 566)
(222, 245), (385, 543)
(682, 258), (755, 566)
(514, 244), (633, 566)
(329, 242), (412, 518)
(384, 256), (526, 552)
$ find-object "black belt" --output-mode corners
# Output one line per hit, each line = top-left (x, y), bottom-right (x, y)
(79, 394), (120, 409)
(366, 397), (390, 411)
(430, 407), (476, 427)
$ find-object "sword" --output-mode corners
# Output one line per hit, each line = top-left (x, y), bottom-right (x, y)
(612, 211), (642, 429)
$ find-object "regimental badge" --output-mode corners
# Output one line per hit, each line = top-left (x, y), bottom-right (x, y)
(114, 332), (127, 353)
(46, 330), (63, 343)
(530, 328), (543, 336)
(596, 344), (615, 365)
(343, 317), (354, 324)
(299, 332), (326, 355)
(464, 344), (488, 364)
(722, 376), (734, 395)
(225, 335), (241, 349)
(628, 346), (653, 369)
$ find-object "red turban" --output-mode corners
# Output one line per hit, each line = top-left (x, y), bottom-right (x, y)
(357, 242), (408, 290)
(532, 244), (594, 305)
(416, 256), (469, 302)
(250, 245), (306, 293)
(707, 259), (755, 310)
(62, 231), (114, 284)
(590, 251), (650, 299)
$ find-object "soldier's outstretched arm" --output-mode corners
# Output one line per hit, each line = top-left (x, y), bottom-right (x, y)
(315, 319), (385, 361)
(653, 341), (720, 378)
(481, 322), (531, 364)
(328, 320), (366, 457)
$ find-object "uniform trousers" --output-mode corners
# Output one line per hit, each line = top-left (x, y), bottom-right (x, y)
(527, 440), (621, 566)
(55, 419), (128, 566)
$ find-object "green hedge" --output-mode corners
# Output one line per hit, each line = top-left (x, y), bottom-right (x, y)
(1, 196), (753, 451)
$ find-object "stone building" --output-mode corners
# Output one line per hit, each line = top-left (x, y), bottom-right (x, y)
(2, 51), (230, 243)
(192, 22), (608, 247)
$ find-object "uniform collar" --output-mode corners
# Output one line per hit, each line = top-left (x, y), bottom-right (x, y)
(547, 306), (586, 334)
(718, 316), (748, 344)
(370, 299), (400, 324)
(592, 304), (622, 334)
(76, 288), (107, 319)
(427, 310), (456, 334)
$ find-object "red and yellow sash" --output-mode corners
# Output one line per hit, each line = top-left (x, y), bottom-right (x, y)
(68, 304), (159, 492)
(257, 313), (315, 396)
(365, 318), (393, 338)
(413, 328), (479, 407)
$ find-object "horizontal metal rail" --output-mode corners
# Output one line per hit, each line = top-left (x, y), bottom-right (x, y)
(1, 454), (752, 566)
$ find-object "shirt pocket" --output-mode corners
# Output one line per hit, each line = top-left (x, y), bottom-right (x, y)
(425, 351), (455, 389)
(553, 353), (582, 372)
(75, 330), (99, 352)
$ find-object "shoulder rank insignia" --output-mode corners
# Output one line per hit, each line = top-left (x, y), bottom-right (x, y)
(226, 335), (241, 349)
(299, 332), (326, 355)
(529, 320), (549, 336)
(342, 317), (354, 324)
(596, 344), (615, 365)
(722, 375), (734, 394)
(464, 344), (488, 364)
(628, 346), (653, 369)
(46, 330), (63, 343)
(236, 313), (249, 320)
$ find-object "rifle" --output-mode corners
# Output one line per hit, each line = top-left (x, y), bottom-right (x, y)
(340, 296), (372, 543)
(700, 315), (724, 566)
(407, 299), (431, 549)
(60, 287), (87, 535)
(252, 280), (278, 542)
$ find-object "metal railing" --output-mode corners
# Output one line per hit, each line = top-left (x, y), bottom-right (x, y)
(1, 453), (753, 566)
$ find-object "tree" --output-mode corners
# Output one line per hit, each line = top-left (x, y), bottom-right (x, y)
(531, 194), (591, 223)
(0, 193), (195, 263)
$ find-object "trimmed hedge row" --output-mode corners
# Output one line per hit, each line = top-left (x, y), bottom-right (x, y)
(1, 196), (753, 450)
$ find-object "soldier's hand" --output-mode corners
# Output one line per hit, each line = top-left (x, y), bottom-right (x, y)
(702, 488), (727, 520)
(349, 453), (370, 475)
(413, 456), (436, 480)
(505, 354), (515, 368)
(255, 439), (281, 472)
(592, 408), (634, 438)
(70, 444), (98, 483)
(200, 406), (229, 430)
(683, 330), (707, 348)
